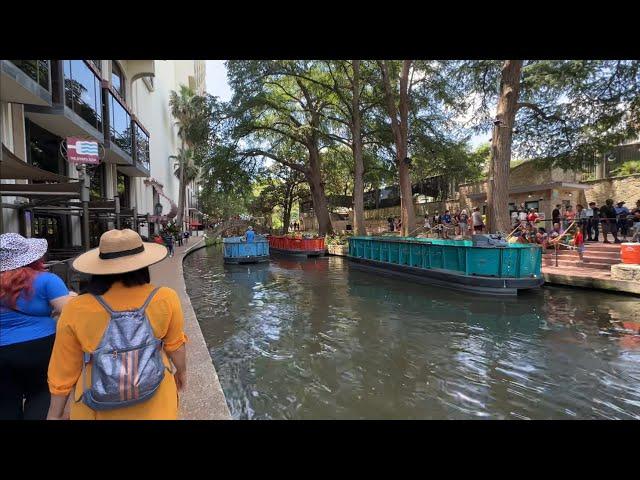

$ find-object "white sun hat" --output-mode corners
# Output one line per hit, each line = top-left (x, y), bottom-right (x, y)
(0, 233), (49, 272)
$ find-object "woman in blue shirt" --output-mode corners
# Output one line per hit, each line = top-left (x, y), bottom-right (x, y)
(0, 233), (76, 419)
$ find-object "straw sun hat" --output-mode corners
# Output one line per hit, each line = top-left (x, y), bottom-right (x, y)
(72, 229), (167, 275)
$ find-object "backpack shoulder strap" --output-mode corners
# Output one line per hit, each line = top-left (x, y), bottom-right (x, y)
(139, 287), (161, 312)
(93, 294), (115, 314)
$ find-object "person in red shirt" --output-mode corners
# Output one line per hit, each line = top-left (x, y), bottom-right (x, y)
(573, 228), (585, 261)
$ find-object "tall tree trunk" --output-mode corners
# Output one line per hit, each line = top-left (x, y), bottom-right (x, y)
(307, 145), (333, 235)
(487, 60), (522, 234)
(351, 60), (366, 236)
(397, 155), (415, 236)
(176, 143), (186, 229)
(398, 60), (415, 236)
(379, 60), (416, 237)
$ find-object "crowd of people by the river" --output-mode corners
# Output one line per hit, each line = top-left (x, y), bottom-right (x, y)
(414, 207), (485, 239)
(154, 228), (193, 257)
(386, 198), (640, 246)
(1, 229), (188, 420)
(546, 198), (640, 244)
(503, 198), (640, 256)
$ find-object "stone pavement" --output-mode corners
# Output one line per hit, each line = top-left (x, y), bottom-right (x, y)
(149, 237), (231, 420)
(541, 240), (639, 295)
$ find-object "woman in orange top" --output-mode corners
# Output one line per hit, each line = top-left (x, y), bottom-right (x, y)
(47, 229), (188, 420)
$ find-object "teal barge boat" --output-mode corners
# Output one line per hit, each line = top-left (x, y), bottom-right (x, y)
(347, 236), (543, 296)
(223, 236), (270, 264)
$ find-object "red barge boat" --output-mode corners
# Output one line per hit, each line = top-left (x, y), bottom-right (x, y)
(268, 235), (326, 258)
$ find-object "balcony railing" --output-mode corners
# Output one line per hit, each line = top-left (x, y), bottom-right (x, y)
(133, 119), (150, 173)
(61, 60), (103, 132)
(106, 89), (133, 157)
(10, 60), (51, 91)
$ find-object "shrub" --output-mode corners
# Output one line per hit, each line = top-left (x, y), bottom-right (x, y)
(611, 160), (640, 177)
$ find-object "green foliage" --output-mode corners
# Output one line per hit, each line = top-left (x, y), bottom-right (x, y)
(170, 148), (199, 184)
(326, 233), (352, 245)
(168, 85), (211, 148)
(460, 60), (640, 169)
(610, 160), (640, 176)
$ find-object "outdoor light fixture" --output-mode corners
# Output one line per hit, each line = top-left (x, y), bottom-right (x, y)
(493, 119), (503, 126)
(403, 157), (412, 165)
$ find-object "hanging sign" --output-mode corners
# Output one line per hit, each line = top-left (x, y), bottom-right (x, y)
(66, 137), (100, 164)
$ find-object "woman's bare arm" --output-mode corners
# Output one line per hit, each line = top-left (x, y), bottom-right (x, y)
(50, 292), (78, 318)
(166, 345), (187, 392)
(47, 394), (70, 420)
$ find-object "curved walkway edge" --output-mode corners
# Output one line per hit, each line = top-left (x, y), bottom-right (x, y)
(150, 237), (232, 420)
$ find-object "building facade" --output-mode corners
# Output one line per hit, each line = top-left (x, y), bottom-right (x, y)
(1, 59), (205, 250)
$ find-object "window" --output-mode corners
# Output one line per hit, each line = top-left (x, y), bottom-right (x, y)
(111, 61), (125, 98)
(134, 121), (150, 172)
(117, 172), (131, 209)
(11, 60), (50, 91)
(26, 120), (66, 176)
(107, 90), (132, 156)
(525, 201), (540, 211)
(62, 60), (103, 132)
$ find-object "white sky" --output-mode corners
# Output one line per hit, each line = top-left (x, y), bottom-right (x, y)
(205, 60), (488, 148)
(205, 60), (232, 101)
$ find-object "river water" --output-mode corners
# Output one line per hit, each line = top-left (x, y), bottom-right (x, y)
(184, 246), (640, 420)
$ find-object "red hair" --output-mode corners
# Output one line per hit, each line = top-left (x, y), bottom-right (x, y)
(0, 258), (46, 309)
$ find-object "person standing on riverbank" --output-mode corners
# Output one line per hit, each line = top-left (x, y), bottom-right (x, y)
(631, 200), (640, 242)
(600, 199), (621, 244)
(615, 201), (630, 241)
(46, 229), (188, 420)
(552, 204), (562, 226)
(472, 207), (484, 233)
(162, 231), (175, 257)
(588, 202), (600, 242)
(459, 209), (469, 237)
(0, 233), (76, 420)
(563, 205), (575, 230)
(573, 227), (585, 261)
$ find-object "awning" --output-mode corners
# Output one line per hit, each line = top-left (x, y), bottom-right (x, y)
(189, 221), (202, 226)
(0, 181), (81, 198)
(1, 143), (70, 182)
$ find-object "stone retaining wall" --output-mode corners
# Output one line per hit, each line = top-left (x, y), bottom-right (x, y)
(582, 174), (640, 206)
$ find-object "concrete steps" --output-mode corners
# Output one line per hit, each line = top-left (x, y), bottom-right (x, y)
(542, 242), (621, 273)
(543, 252), (620, 263)
(542, 258), (614, 270)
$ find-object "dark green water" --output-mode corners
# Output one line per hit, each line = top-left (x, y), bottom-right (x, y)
(184, 246), (640, 420)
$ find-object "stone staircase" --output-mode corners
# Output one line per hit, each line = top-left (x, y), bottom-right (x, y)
(542, 242), (621, 272)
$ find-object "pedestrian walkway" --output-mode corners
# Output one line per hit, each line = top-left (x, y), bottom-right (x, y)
(149, 237), (231, 420)
(542, 241), (639, 295)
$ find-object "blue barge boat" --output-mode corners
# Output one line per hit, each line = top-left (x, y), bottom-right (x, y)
(348, 236), (543, 296)
(223, 236), (270, 264)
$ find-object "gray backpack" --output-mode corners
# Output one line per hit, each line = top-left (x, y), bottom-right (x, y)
(78, 287), (168, 411)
